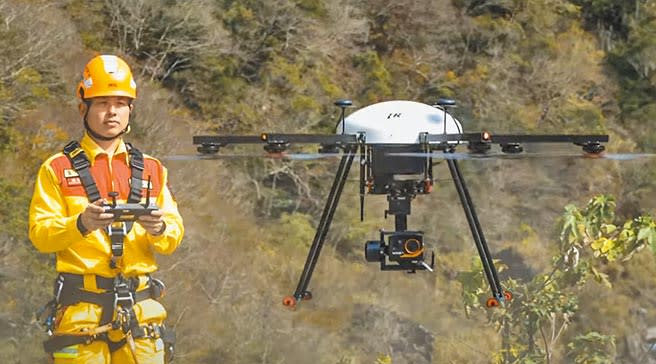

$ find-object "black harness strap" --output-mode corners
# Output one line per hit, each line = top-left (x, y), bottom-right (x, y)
(126, 142), (145, 204)
(54, 273), (150, 324)
(63, 141), (102, 203)
(106, 322), (176, 358)
(44, 333), (108, 353)
(43, 273), (160, 354)
(108, 223), (128, 269)
(108, 143), (145, 269)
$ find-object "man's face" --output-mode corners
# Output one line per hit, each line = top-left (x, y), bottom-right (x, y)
(84, 96), (132, 139)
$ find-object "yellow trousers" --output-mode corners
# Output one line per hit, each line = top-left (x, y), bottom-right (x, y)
(50, 297), (168, 364)
(52, 338), (165, 364)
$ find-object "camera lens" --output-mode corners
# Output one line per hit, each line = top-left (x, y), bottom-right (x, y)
(403, 238), (422, 255)
(365, 241), (382, 262)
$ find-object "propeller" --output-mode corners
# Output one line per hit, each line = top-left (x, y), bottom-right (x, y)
(166, 150), (656, 162)
(164, 152), (346, 161)
(385, 151), (656, 161)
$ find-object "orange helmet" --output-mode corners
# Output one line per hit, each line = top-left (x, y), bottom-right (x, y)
(77, 55), (137, 100)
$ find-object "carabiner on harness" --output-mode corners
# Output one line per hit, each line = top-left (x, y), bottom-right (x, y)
(36, 299), (58, 336)
(36, 274), (67, 336)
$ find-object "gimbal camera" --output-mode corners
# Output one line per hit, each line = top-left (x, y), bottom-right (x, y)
(365, 229), (434, 272)
(362, 146), (435, 272)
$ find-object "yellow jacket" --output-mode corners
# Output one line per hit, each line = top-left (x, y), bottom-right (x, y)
(29, 133), (184, 277)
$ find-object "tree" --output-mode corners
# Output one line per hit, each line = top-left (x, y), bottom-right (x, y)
(0, 0), (71, 125)
(458, 195), (656, 363)
(103, 0), (216, 81)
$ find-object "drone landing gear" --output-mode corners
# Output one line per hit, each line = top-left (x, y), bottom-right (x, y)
(486, 291), (513, 308)
(282, 291), (313, 308)
(447, 158), (512, 308)
(283, 150), (356, 309)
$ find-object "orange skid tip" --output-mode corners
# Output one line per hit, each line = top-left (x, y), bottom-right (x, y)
(424, 180), (433, 193)
(260, 133), (268, 141)
(302, 291), (313, 301)
(282, 296), (297, 309)
(485, 297), (501, 308)
(486, 297), (500, 308)
(503, 290), (513, 302)
(485, 291), (513, 308)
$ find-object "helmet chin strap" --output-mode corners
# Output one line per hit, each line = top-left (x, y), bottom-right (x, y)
(82, 100), (131, 141)
(83, 119), (129, 141)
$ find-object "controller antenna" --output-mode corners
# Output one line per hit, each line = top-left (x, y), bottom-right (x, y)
(144, 176), (152, 208)
(108, 192), (118, 207)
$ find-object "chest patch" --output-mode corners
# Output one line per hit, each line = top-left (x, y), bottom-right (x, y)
(66, 177), (82, 186)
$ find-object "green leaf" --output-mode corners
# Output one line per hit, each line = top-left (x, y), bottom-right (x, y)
(600, 223), (617, 235)
(638, 226), (655, 243)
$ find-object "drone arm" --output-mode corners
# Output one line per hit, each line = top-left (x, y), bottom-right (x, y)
(284, 149), (356, 308)
(425, 133), (608, 144)
(426, 133), (608, 155)
(447, 159), (505, 302)
(193, 134), (359, 150)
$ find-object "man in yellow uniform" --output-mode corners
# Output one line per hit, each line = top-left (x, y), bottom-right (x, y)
(29, 54), (184, 363)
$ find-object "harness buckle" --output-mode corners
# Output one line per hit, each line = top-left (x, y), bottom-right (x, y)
(63, 141), (80, 155)
(150, 324), (162, 338)
(69, 147), (83, 159)
(113, 282), (135, 308)
(107, 222), (128, 237)
(70, 151), (90, 170)
(107, 223), (128, 269)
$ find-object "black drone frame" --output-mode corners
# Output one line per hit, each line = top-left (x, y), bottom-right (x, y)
(193, 105), (609, 309)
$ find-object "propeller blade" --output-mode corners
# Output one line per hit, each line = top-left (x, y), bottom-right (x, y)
(599, 153), (656, 161)
(386, 151), (656, 161)
(164, 152), (344, 161)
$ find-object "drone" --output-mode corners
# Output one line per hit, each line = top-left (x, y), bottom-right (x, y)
(186, 98), (612, 309)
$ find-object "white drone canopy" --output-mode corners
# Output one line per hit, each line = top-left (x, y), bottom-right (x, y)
(337, 100), (463, 144)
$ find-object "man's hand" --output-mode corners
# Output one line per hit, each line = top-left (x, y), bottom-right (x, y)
(137, 210), (166, 236)
(79, 199), (115, 234)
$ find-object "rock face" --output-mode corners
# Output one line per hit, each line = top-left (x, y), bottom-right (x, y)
(625, 326), (656, 364)
(343, 304), (433, 364)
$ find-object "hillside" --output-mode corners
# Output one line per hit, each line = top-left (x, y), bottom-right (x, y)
(1, 0), (656, 363)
